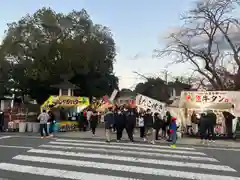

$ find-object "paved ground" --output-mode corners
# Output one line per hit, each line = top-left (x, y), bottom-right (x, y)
(0, 134), (240, 179)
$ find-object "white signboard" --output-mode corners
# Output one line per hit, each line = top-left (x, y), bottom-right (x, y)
(109, 89), (118, 102)
(135, 94), (165, 114)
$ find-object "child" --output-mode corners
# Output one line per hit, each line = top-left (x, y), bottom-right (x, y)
(169, 117), (177, 148)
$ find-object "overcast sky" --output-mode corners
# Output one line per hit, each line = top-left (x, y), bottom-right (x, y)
(0, 0), (205, 89)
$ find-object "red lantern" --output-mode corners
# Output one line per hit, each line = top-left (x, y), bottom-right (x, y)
(195, 95), (201, 101)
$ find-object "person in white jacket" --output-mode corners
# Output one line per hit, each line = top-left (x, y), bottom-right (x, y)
(37, 109), (50, 138)
(138, 112), (145, 138)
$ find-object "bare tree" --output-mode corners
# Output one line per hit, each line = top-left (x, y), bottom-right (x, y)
(155, 0), (240, 90)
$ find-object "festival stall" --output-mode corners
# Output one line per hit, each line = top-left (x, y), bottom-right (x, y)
(179, 90), (239, 136)
(41, 95), (90, 132)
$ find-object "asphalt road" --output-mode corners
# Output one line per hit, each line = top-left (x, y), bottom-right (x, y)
(0, 135), (239, 180)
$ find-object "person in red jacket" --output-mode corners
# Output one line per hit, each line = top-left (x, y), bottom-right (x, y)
(169, 117), (177, 148)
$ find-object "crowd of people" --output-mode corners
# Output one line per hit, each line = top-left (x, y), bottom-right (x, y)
(87, 105), (179, 148)
(37, 105), (179, 148)
(37, 105), (238, 147)
(191, 109), (235, 144)
(36, 104), (239, 148)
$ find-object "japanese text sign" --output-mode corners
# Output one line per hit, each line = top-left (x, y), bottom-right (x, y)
(135, 94), (165, 113)
(55, 96), (90, 106)
(185, 91), (231, 103)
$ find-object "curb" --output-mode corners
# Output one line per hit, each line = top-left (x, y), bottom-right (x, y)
(2, 133), (240, 149)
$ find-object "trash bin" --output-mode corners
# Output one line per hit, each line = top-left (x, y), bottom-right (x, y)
(19, 122), (27, 132)
(32, 122), (40, 133)
(27, 122), (33, 132)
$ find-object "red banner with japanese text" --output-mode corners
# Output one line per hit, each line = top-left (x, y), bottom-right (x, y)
(179, 91), (233, 109)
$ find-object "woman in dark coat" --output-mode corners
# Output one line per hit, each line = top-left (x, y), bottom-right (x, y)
(223, 111), (235, 138)
(125, 106), (137, 142)
(153, 112), (164, 140)
(90, 110), (98, 136)
(114, 106), (126, 141)
(166, 111), (172, 141)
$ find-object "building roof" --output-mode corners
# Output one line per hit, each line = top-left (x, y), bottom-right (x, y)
(51, 80), (79, 89)
(117, 89), (135, 97)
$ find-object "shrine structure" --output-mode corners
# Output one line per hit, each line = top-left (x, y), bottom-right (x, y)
(51, 79), (79, 96)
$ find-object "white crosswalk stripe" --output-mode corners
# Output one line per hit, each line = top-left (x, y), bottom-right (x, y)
(0, 138), (239, 180)
(49, 141), (206, 155)
(53, 138), (196, 150)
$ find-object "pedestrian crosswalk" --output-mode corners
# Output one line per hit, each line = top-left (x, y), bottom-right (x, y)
(0, 138), (240, 180)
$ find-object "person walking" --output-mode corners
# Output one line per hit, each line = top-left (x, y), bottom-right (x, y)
(207, 110), (217, 143)
(90, 110), (98, 136)
(143, 109), (154, 143)
(78, 112), (85, 131)
(83, 111), (88, 131)
(199, 112), (209, 144)
(166, 111), (172, 141)
(138, 112), (145, 139)
(114, 106), (126, 142)
(153, 112), (164, 141)
(161, 115), (167, 139)
(104, 107), (114, 143)
(223, 111), (235, 138)
(169, 117), (178, 148)
(125, 106), (137, 142)
(86, 108), (93, 130)
(48, 110), (55, 137)
(37, 109), (50, 138)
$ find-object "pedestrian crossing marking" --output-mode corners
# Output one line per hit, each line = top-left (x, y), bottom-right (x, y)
(40, 144), (219, 162)
(54, 138), (196, 150)
(10, 155), (240, 180)
(49, 141), (206, 155)
(27, 149), (235, 171)
(0, 136), (12, 140)
(0, 138), (239, 179)
(0, 163), (140, 180)
(195, 146), (240, 152)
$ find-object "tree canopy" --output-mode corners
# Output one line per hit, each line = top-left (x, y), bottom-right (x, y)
(134, 77), (191, 102)
(155, 0), (240, 90)
(0, 7), (118, 103)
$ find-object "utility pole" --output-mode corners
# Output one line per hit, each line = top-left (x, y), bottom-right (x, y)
(160, 69), (170, 84)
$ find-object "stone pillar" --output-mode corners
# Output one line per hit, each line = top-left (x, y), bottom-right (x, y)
(59, 89), (62, 96)
(68, 88), (71, 96)
(0, 100), (4, 110)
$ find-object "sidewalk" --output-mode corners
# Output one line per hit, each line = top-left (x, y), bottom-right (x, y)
(2, 130), (240, 148)
(56, 129), (240, 148)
